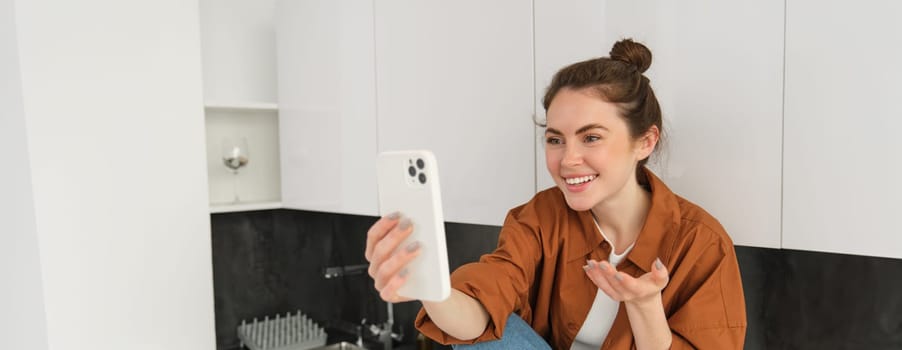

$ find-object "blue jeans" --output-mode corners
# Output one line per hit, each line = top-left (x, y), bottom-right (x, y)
(452, 314), (552, 350)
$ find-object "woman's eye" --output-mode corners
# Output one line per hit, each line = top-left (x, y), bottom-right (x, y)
(585, 135), (601, 143)
(546, 137), (562, 145)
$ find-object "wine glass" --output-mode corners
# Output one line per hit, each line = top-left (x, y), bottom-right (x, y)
(221, 137), (249, 203)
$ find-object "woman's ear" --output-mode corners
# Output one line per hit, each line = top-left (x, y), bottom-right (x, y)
(634, 125), (660, 160)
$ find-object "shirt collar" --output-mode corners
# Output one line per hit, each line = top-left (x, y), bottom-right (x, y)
(626, 168), (681, 272)
(567, 167), (681, 271)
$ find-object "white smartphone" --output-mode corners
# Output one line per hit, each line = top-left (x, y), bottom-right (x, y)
(376, 150), (451, 302)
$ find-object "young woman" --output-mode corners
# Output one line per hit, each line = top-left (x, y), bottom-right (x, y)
(365, 39), (747, 350)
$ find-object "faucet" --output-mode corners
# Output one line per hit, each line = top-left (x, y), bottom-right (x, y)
(323, 264), (403, 350)
(362, 302), (402, 350)
(322, 263), (368, 279)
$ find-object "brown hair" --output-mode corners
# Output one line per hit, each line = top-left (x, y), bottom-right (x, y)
(540, 38), (664, 176)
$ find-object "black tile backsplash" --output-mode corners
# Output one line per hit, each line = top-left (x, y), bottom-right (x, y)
(211, 209), (501, 350)
(742, 248), (902, 350)
(211, 209), (902, 350)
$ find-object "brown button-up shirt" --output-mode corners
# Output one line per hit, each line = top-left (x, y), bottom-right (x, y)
(415, 169), (747, 349)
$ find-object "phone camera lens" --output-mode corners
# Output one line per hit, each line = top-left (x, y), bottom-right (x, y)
(408, 166), (416, 177)
(418, 173), (427, 184)
(416, 158), (425, 169)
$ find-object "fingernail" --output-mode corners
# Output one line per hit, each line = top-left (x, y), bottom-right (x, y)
(399, 218), (411, 230)
(655, 257), (664, 270)
(399, 269), (409, 278)
(386, 212), (400, 220)
(597, 261), (607, 270)
(398, 218), (410, 230)
(405, 241), (421, 253)
(614, 273), (623, 281)
(582, 265), (590, 271)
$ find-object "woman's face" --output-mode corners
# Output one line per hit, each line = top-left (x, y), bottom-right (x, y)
(544, 88), (652, 211)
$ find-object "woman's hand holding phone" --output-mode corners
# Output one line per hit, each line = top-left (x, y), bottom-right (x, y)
(366, 212), (491, 340)
(365, 212), (423, 303)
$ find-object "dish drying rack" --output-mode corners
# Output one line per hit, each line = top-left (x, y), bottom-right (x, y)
(238, 310), (327, 350)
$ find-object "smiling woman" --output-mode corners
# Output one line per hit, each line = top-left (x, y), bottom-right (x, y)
(365, 39), (747, 350)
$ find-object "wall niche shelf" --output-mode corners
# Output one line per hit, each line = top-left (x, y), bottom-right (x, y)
(204, 102), (282, 210)
(210, 201), (282, 214)
(204, 101), (279, 112)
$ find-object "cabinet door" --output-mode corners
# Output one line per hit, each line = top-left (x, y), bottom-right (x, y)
(374, 1), (535, 226)
(276, 0), (378, 216)
(535, 1), (784, 248)
(200, 0), (277, 104)
(533, 0), (607, 192)
(783, 1), (902, 258)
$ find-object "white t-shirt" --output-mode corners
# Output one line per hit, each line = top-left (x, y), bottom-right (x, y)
(570, 218), (635, 350)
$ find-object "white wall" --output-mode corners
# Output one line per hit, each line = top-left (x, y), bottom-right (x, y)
(0, 0), (49, 348)
(12, 0), (216, 349)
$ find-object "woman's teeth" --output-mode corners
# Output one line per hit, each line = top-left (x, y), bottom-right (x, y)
(565, 175), (596, 185)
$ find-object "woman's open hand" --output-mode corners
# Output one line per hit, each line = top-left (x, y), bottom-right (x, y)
(365, 212), (422, 303)
(583, 258), (669, 306)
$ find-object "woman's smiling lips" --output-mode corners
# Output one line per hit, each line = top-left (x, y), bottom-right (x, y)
(563, 174), (597, 192)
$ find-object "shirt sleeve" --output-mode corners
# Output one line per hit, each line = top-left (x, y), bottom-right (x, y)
(665, 233), (747, 349)
(415, 207), (543, 345)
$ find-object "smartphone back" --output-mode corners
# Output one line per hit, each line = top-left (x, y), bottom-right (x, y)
(376, 150), (451, 301)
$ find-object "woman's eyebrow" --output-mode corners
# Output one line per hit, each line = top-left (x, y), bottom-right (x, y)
(576, 123), (608, 134)
(545, 124), (609, 135)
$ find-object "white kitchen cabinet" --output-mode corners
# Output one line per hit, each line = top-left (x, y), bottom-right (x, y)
(278, 1), (535, 223)
(9, 0), (215, 348)
(533, 0), (607, 191)
(276, 0), (379, 216)
(200, 0), (277, 104)
(200, 0), (282, 210)
(782, 1), (902, 259)
(374, 0), (536, 226)
(534, 1), (785, 248)
(277, 1), (785, 237)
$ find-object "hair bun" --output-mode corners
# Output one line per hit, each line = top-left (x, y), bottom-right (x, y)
(609, 38), (652, 73)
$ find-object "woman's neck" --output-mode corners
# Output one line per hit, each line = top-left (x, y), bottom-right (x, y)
(591, 175), (652, 254)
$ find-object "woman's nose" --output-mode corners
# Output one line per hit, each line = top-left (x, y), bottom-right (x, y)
(562, 145), (582, 167)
